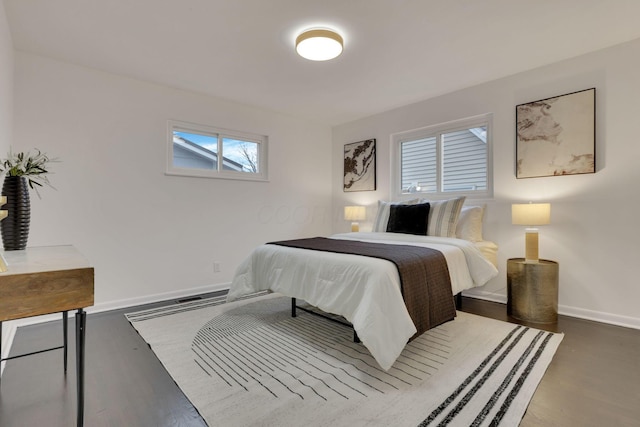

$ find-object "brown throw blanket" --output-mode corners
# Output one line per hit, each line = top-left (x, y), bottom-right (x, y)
(269, 237), (456, 338)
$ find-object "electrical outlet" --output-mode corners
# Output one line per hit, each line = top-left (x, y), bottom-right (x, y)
(213, 262), (221, 273)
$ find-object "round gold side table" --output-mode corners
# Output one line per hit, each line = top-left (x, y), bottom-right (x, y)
(507, 258), (559, 323)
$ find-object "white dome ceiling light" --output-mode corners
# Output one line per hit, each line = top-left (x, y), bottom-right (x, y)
(295, 29), (344, 61)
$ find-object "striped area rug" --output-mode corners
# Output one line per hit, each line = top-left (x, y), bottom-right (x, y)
(126, 293), (562, 427)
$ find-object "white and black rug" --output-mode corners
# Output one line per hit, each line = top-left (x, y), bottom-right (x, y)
(126, 293), (563, 426)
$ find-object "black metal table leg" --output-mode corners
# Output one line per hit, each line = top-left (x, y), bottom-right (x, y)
(75, 308), (86, 427)
(63, 311), (68, 373)
(291, 297), (297, 317)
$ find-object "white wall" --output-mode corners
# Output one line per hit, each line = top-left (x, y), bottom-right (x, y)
(13, 52), (333, 309)
(333, 38), (640, 329)
(0, 0), (13, 370)
(0, 0), (11, 151)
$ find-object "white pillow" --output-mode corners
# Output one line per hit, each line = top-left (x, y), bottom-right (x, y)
(372, 199), (420, 232)
(456, 205), (485, 242)
(425, 196), (466, 237)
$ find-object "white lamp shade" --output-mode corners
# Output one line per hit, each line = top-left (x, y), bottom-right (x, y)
(344, 206), (366, 221)
(512, 203), (551, 226)
(296, 29), (343, 61)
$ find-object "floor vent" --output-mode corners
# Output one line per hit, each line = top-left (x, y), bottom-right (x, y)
(175, 296), (203, 304)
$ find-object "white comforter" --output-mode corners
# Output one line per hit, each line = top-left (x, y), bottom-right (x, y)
(227, 232), (498, 370)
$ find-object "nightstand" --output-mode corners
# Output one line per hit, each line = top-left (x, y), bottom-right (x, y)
(507, 258), (559, 323)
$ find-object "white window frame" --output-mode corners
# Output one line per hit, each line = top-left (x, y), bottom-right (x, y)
(166, 120), (268, 182)
(391, 113), (493, 199)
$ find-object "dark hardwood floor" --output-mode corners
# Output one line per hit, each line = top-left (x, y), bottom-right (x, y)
(1, 295), (639, 426)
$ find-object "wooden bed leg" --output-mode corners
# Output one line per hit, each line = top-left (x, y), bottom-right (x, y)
(455, 293), (462, 310)
(291, 297), (297, 317)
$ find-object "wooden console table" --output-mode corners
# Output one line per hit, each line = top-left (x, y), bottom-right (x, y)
(0, 245), (94, 427)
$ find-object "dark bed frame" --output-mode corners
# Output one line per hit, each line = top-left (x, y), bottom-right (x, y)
(290, 292), (463, 344)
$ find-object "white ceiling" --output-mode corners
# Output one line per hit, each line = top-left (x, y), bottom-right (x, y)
(5, 0), (640, 126)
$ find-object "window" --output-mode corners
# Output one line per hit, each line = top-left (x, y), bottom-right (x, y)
(167, 120), (268, 181)
(392, 114), (492, 197)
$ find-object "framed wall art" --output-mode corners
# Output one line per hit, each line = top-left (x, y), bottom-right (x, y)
(516, 88), (595, 178)
(343, 138), (376, 192)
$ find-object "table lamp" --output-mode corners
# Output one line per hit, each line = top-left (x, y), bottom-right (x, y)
(512, 202), (551, 263)
(344, 206), (366, 232)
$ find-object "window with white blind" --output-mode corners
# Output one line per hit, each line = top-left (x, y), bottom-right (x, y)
(392, 114), (492, 197)
(166, 120), (268, 181)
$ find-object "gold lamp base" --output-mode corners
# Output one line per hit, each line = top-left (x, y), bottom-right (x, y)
(524, 229), (539, 263)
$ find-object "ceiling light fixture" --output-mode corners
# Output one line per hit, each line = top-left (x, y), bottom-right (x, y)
(295, 29), (343, 61)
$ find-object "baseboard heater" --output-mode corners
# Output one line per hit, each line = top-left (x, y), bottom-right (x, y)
(175, 296), (203, 304)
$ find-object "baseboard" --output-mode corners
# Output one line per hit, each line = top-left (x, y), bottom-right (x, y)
(462, 289), (507, 304)
(88, 282), (231, 314)
(463, 290), (640, 331)
(558, 305), (640, 330)
(1, 322), (17, 377)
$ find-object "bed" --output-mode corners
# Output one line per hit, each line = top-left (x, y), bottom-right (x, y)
(227, 228), (498, 370)
(228, 198), (498, 369)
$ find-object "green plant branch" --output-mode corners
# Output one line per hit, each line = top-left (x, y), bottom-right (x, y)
(0, 148), (58, 198)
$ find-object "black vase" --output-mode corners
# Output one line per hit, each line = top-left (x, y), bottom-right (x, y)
(1, 176), (31, 250)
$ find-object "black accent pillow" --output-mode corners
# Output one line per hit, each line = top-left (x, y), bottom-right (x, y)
(386, 202), (430, 235)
